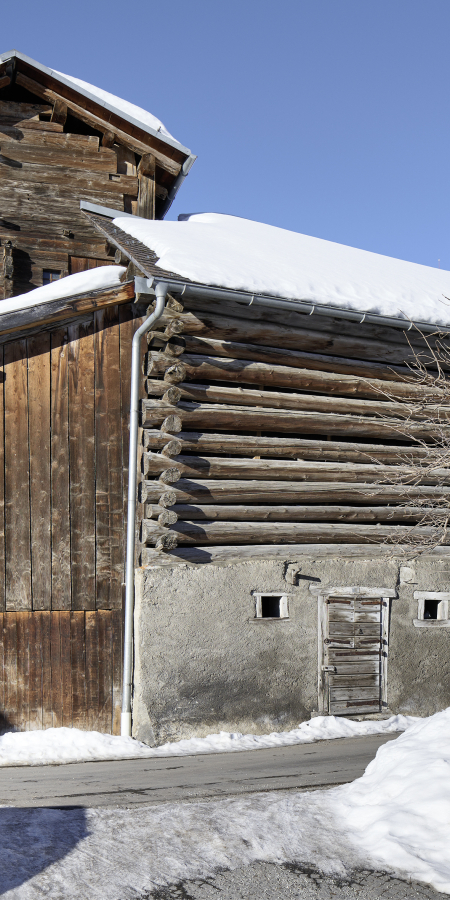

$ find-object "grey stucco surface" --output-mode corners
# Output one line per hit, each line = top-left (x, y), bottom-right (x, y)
(133, 553), (450, 745)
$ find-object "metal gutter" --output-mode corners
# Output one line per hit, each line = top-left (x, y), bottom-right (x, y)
(0, 49), (193, 158)
(80, 200), (141, 221)
(121, 282), (168, 738)
(136, 276), (450, 336)
(158, 156), (197, 219)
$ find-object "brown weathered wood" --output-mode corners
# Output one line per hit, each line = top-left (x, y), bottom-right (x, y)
(95, 306), (123, 609)
(1, 162), (139, 196)
(28, 611), (42, 729)
(142, 400), (444, 440)
(0, 135), (118, 171)
(145, 378), (436, 420)
(154, 531), (179, 550)
(112, 609), (123, 735)
(51, 99), (68, 125)
(16, 612), (30, 730)
(85, 611), (99, 730)
(137, 154), (155, 219)
(0, 281), (134, 339)
(162, 438), (183, 457)
(3, 613), (18, 726)
(147, 352), (425, 400)
(70, 612), (86, 728)
(0, 75), (10, 90)
(60, 611), (72, 726)
(143, 451), (443, 484)
(68, 322), (96, 610)
(50, 329), (71, 610)
(149, 504), (439, 523)
(97, 609), (113, 732)
(161, 414), (182, 432)
(41, 610), (53, 728)
(154, 309), (415, 365)
(142, 519), (432, 546)
(181, 336), (411, 381)
(142, 478), (450, 505)
(15, 72), (184, 176)
(28, 334), (52, 610)
(0, 346), (5, 611)
(142, 430), (428, 464)
(50, 611), (63, 727)
(4, 340), (31, 610)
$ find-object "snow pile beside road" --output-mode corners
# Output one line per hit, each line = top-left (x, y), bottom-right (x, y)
(0, 714), (416, 766)
(0, 266), (126, 316)
(332, 707), (450, 892)
(113, 211), (450, 325)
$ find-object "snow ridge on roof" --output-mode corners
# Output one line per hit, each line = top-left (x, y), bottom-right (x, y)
(56, 71), (175, 142)
(112, 212), (450, 327)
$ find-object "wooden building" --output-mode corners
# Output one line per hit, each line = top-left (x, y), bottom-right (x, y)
(0, 51), (195, 733)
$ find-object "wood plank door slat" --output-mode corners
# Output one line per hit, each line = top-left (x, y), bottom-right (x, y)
(28, 334), (52, 610)
(50, 611), (63, 727)
(323, 595), (384, 715)
(97, 609), (113, 733)
(70, 612), (86, 729)
(50, 329), (71, 610)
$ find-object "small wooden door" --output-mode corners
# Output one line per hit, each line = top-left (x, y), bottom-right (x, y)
(319, 594), (388, 716)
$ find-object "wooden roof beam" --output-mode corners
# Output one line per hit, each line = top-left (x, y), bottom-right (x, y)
(15, 71), (183, 178)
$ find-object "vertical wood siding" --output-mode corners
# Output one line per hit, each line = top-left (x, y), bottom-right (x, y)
(0, 301), (144, 732)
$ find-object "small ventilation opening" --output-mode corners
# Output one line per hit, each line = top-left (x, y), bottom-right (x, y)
(424, 600), (439, 620)
(261, 595), (282, 618)
(43, 269), (61, 285)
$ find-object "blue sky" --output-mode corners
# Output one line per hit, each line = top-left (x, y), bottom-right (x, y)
(2, 1), (450, 268)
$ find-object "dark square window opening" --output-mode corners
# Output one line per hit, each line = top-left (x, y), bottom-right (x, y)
(261, 595), (282, 618)
(43, 269), (61, 286)
(424, 600), (439, 620)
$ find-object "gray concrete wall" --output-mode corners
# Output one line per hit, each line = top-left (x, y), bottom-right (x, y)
(133, 553), (450, 745)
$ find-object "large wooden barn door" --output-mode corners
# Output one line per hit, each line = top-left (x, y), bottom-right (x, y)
(315, 588), (392, 716)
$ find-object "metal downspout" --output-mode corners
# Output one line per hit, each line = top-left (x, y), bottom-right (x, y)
(121, 281), (168, 738)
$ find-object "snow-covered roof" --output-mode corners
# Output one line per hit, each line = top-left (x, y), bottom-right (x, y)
(0, 266), (125, 317)
(0, 50), (191, 158)
(112, 212), (450, 328)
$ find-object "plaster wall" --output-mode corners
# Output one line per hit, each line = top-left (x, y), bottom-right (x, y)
(133, 553), (450, 746)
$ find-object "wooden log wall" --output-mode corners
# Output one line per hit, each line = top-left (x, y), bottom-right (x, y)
(0, 85), (167, 296)
(141, 295), (445, 560)
(0, 296), (146, 732)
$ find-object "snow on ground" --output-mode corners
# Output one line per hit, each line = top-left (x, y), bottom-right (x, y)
(55, 71), (176, 141)
(0, 266), (126, 317)
(2, 709), (450, 899)
(0, 714), (416, 766)
(113, 211), (450, 326)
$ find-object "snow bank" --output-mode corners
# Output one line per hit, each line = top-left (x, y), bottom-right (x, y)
(0, 266), (126, 317)
(332, 707), (450, 892)
(56, 71), (175, 141)
(0, 714), (415, 766)
(113, 211), (450, 326)
(3, 711), (450, 898)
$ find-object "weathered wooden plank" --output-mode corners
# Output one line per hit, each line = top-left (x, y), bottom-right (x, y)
(85, 611), (99, 731)
(180, 335), (412, 381)
(148, 352), (427, 401)
(16, 612), (30, 730)
(0, 131), (118, 170)
(41, 611), (53, 729)
(146, 377), (440, 420)
(70, 612), (86, 729)
(68, 322), (96, 610)
(142, 430), (427, 463)
(50, 611), (63, 727)
(0, 162), (139, 195)
(0, 347), (5, 611)
(141, 399), (445, 440)
(142, 478), (450, 505)
(141, 519), (433, 546)
(137, 154), (156, 218)
(330, 686), (380, 701)
(60, 611), (72, 727)
(111, 608), (123, 735)
(155, 504), (439, 523)
(153, 308), (415, 365)
(95, 306), (123, 609)
(28, 611), (42, 730)
(4, 340), (31, 610)
(28, 334), (51, 610)
(50, 329), (71, 610)
(142, 451), (446, 485)
(3, 613), (18, 727)
(0, 128), (101, 149)
(97, 610), (113, 732)
(0, 281), (134, 340)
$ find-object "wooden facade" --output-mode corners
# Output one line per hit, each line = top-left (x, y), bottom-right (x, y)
(135, 287), (444, 562)
(0, 283), (147, 732)
(0, 51), (192, 298)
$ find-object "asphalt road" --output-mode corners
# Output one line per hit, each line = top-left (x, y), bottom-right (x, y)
(0, 733), (399, 808)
